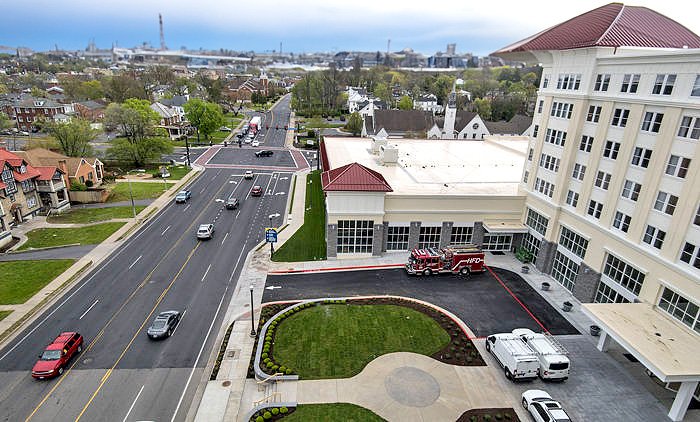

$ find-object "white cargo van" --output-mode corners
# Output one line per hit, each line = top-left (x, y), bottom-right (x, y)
(512, 328), (570, 381)
(485, 333), (539, 381)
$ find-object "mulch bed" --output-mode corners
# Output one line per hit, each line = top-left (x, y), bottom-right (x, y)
(0, 236), (20, 253)
(249, 406), (296, 421)
(247, 302), (298, 379)
(456, 408), (521, 422)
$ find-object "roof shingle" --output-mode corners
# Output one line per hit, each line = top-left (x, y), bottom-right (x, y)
(321, 162), (393, 192)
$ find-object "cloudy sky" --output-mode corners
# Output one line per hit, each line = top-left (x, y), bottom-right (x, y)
(3, 0), (699, 56)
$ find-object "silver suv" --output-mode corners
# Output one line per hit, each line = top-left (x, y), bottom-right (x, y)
(196, 224), (214, 240)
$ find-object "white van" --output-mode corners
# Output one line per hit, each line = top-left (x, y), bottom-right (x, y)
(513, 328), (570, 381)
(485, 333), (539, 381)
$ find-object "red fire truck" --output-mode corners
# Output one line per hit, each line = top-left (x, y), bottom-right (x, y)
(405, 245), (485, 276)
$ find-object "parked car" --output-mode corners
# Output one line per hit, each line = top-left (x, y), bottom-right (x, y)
(243, 171), (254, 180)
(225, 197), (239, 210)
(251, 186), (263, 196)
(255, 150), (273, 157)
(251, 140), (260, 147)
(219, 126), (232, 131)
(147, 311), (181, 339)
(175, 190), (191, 203)
(32, 332), (84, 379)
(521, 390), (572, 422)
(197, 223), (215, 239)
(485, 333), (539, 381)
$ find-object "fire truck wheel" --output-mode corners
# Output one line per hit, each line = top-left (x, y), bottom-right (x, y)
(423, 269), (432, 276)
(460, 267), (471, 276)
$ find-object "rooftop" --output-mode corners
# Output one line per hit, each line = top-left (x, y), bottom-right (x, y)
(322, 136), (528, 196)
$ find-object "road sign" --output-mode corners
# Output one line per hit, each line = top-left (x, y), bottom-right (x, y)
(265, 227), (278, 243)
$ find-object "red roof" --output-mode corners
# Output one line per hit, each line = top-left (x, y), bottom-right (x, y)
(35, 166), (62, 181)
(0, 148), (24, 167)
(494, 3), (700, 55)
(13, 166), (41, 182)
(321, 162), (393, 192)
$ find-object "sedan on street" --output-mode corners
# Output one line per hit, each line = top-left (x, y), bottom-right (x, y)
(251, 186), (263, 196)
(522, 390), (572, 422)
(147, 311), (181, 339)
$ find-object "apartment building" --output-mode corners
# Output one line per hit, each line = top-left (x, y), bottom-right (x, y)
(495, 4), (700, 420)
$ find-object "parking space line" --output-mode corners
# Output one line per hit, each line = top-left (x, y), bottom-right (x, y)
(485, 266), (548, 333)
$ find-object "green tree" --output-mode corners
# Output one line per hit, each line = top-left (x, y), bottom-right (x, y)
(0, 112), (11, 132)
(105, 75), (147, 103)
(397, 95), (413, 110)
(373, 82), (391, 104)
(31, 86), (47, 98)
(344, 112), (363, 136)
(474, 98), (492, 120)
(105, 98), (161, 144)
(184, 99), (225, 143)
(43, 118), (96, 157)
(80, 80), (104, 100)
(430, 74), (455, 104)
(107, 136), (172, 167)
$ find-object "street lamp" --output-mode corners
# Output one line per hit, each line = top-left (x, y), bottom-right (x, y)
(249, 284), (256, 337)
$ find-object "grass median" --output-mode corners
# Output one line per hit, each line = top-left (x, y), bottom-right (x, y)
(0, 259), (76, 304)
(47, 206), (146, 224)
(18, 222), (126, 250)
(0, 311), (11, 322)
(106, 181), (173, 202)
(283, 403), (385, 421)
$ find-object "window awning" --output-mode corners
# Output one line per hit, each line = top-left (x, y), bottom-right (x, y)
(483, 220), (528, 234)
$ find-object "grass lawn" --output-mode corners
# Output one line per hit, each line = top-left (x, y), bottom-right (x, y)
(0, 311), (12, 322)
(106, 181), (173, 202)
(273, 304), (450, 379)
(0, 260), (76, 304)
(164, 165), (190, 180)
(18, 222), (126, 250)
(47, 206), (147, 224)
(283, 403), (386, 422)
(272, 171), (325, 262)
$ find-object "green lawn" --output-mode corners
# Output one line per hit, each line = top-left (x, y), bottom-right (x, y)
(164, 165), (190, 180)
(47, 206), (147, 224)
(18, 223), (126, 250)
(0, 311), (12, 322)
(0, 260), (76, 304)
(272, 171), (326, 262)
(106, 181), (173, 202)
(282, 403), (386, 422)
(273, 304), (450, 379)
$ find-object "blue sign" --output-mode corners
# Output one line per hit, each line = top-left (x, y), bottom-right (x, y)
(265, 228), (278, 243)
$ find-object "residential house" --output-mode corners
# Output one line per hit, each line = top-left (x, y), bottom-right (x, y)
(482, 114), (533, 137)
(16, 148), (104, 190)
(33, 166), (70, 214)
(414, 94), (442, 114)
(74, 100), (106, 121)
(13, 97), (67, 131)
(224, 73), (269, 102)
(150, 102), (187, 139)
(0, 149), (43, 243)
(356, 99), (387, 118)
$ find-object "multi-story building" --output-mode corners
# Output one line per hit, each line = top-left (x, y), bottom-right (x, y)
(0, 149), (43, 246)
(495, 4), (700, 420)
(13, 97), (67, 131)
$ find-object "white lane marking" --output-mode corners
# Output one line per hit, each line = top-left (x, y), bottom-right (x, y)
(161, 225), (171, 236)
(235, 210), (240, 219)
(279, 177), (288, 180)
(171, 310), (186, 337)
(274, 192), (285, 195)
(221, 232), (229, 246)
(271, 172), (281, 194)
(79, 299), (99, 320)
(128, 255), (142, 270)
(199, 187), (206, 194)
(264, 172), (275, 195)
(183, 204), (191, 212)
(265, 286), (281, 290)
(201, 265), (211, 282)
(122, 384), (145, 422)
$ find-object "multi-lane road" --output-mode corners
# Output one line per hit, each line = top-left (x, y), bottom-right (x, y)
(0, 95), (301, 421)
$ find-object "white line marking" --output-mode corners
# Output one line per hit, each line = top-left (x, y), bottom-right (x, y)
(199, 187), (206, 194)
(264, 172), (275, 195)
(128, 255), (142, 270)
(183, 204), (191, 212)
(122, 384), (144, 422)
(221, 232), (229, 245)
(235, 210), (240, 219)
(79, 300), (99, 320)
(201, 264), (211, 282)
(171, 310), (186, 337)
(161, 225), (171, 236)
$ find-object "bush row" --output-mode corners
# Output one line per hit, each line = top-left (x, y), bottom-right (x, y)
(251, 406), (290, 421)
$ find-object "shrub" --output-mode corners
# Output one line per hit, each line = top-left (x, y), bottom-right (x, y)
(285, 368), (293, 375)
(266, 362), (274, 368)
(504, 414), (512, 420)
(263, 411), (272, 420)
(280, 407), (288, 414)
(484, 415), (491, 421)
(279, 366), (286, 372)
(85, 180), (94, 187)
(255, 416), (264, 422)
(261, 353), (268, 359)
(272, 365), (279, 371)
(71, 181), (87, 191)
(265, 335), (272, 342)
(495, 414), (503, 420)
(263, 358), (271, 364)
(271, 408), (279, 415)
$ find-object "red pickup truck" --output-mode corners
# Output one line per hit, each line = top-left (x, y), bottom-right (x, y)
(32, 332), (84, 379)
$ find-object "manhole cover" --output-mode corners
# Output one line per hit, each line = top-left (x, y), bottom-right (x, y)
(384, 367), (440, 407)
(222, 380), (231, 387)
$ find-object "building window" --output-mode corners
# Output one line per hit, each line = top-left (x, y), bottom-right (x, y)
(539, 154), (560, 172)
(641, 112), (664, 133)
(579, 135), (594, 152)
(532, 124), (539, 138)
(522, 171), (529, 183)
(665, 155), (691, 178)
(652, 74), (676, 95)
(620, 73), (640, 93)
(534, 177), (554, 198)
(612, 211), (631, 233)
(602, 140), (621, 159)
(565, 190), (579, 207)
(27, 196), (37, 208)
(658, 287), (700, 334)
(418, 226), (441, 249)
(692, 75), (700, 97)
(551, 251), (579, 292)
(450, 226), (473, 245)
(603, 253), (645, 295)
(544, 128), (567, 146)
(537, 100), (544, 113)
(482, 233), (512, 251)
(387, 226), (410, 251)
(551, 102), (573, 119)
(695, 205), (700, 226)
(526, 208), (548, 236)
(653, 191), (678, 215)
(621, 180), (642, 201)
(559, 226), (588, 259)
(594, 282), (631, 303)
(337, 220), (374, 254)
(677, 115), (700, 140)
(611, 108), (630, 127)
(1, 167), (17, 194)
(528, 148), (534, 161)
(643, 225), (666, 249)
(542, 75), (549, 89)
(521, 232), (541, 264)
(586, 105), (602, 122)
(680, 241), (700, 269)
(594, 74), (611, 91)
(631, 147), (652, 168)
(556, 73), (581, 90)
(571, 163), (586, 181)
(587, 200), (603, 219)
(594, 171), (611, 190)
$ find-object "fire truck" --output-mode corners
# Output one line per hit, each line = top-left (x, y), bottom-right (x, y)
(405, 244), (485, 276)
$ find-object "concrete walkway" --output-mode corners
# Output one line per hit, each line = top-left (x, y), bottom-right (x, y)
(71, 199), (153, 209)
(0, 245), (96, 261)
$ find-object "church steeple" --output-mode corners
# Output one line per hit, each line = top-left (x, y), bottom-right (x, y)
(443, 84), (457, 139)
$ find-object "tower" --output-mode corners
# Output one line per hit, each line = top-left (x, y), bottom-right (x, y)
(159, 14), (167, 51)
(443, 86), (457, 139)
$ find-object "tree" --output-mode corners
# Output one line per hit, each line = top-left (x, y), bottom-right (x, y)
(373, 82), (391, 104)
(43, 118), (96, 157)
(105, 99), (167, 166)
(0, 112), (11, 132)
(474, 98), (492, 120)
(30, 86), (47, 98)
(105, 75), (147, 103)
(107, 136), (172, 167)
(184, 99), (225, 143)
(397, 95), (413, 110)
(344, 112), (363, 136)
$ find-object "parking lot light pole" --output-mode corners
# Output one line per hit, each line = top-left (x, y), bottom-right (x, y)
(249, 285), (256, 337)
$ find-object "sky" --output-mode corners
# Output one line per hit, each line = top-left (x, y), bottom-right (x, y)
(2, 0), (700, 57)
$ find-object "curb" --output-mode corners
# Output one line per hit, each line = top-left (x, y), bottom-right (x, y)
(268, 263), (404, 275)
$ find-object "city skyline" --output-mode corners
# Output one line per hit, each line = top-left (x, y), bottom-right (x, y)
(3, 0), (700, 56)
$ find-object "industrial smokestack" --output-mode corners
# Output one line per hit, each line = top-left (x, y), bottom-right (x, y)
(159, 13), (167, 50)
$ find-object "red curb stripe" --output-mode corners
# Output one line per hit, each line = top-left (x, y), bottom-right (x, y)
(268, 263), (404, 274)
(486, 265), (549, 334)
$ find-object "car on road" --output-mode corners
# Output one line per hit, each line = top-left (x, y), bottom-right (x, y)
(251, 140), (260, 147)
(197, 223), (215, 239)
(255, 150), (273, 157)
(521, 390), (572, 422)
(244, 137), (252, 144)
(251, 186), (263, 196)
(175, 190), (191, 203)
(244, 170), (254, 180)
(225, 197), (239, 209)
(147, 311), (181, 339)
(32, 332), (84, 379)
(219, 126), (231, 131)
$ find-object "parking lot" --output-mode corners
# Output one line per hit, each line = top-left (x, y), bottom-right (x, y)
(207, 147), (298, 168)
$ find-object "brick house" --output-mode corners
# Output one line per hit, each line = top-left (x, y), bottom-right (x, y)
(13, 97), (67, 131)
(0, 149), (43, 243)
(74, 100), (106, 122)
(16, 148), (104, 190)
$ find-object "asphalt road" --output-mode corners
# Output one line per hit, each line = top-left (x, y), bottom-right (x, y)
(0, 99), (294, 422)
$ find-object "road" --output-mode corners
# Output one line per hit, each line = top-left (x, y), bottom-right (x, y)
(0, 95), (300, 422)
